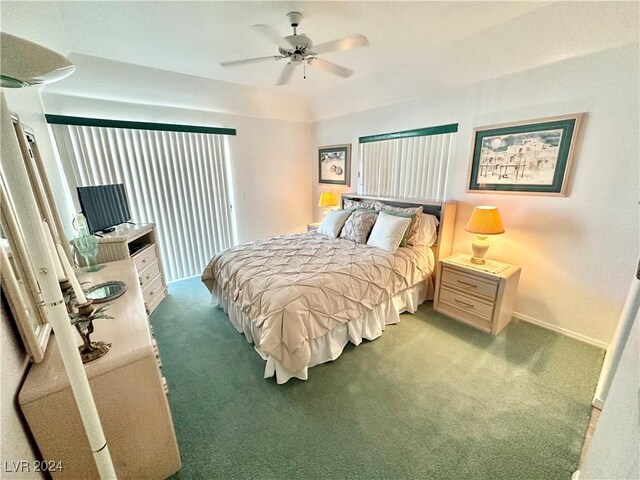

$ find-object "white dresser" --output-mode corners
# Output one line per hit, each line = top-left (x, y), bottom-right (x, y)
(81, 223), (167, 313)
(19, 260), (181, 479)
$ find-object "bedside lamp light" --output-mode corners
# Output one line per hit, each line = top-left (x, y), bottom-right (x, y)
(465, 206), (505, 265)
(318, 191), (338, 216)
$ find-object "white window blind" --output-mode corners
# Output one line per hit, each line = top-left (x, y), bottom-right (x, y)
(359, 124), (458, 201)
(50, 120), (235, 282)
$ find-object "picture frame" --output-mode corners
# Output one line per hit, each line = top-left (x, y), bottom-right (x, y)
(467, 113), (584, 196)
(319, 144), (351, 186)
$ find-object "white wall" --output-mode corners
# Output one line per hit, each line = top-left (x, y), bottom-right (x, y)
(40, 55), (313, 245)
(579, 310), (639, 479)
(0, 304), (44, 480)
(312, 44), (639, 345)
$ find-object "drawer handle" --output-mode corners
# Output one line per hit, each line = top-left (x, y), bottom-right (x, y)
(142, 257), (149, 263)
(454, 298), (474, 309)
(457, 280), (477, 288)
(146, 272), (153, 280)
(150, 288), (158, 296)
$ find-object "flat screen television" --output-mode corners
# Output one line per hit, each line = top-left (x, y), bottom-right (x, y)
(77, 183), (131, 234)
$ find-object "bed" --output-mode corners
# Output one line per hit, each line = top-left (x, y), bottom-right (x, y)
(201, 195), (457, 383)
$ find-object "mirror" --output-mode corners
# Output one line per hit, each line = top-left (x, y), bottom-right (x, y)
(0, 110), (68, 362)
(0, 174), (50, 362)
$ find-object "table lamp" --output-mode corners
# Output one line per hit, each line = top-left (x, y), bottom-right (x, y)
(318, 191), (338, 216)
(464, 206), (505, 265)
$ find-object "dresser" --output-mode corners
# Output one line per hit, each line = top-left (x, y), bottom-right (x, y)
(80, 223), (167, 314)
(434, 254), (521, 335)
(19, 260), (181, 479)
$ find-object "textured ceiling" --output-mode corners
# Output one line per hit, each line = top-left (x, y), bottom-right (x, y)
(1, 1), (638, 120)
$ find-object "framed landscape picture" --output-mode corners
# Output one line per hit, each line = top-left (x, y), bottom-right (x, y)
(467, 113), (584, 195)
(319, 144), (350, 186)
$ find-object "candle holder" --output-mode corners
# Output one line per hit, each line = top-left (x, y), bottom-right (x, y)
(59, 278), (72, 291)
(69, 302), (113, 363)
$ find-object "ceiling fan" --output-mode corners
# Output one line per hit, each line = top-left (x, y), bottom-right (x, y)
(220, 12), (368, 85)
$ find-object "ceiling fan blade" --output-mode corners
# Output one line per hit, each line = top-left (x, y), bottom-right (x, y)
(308, 58), (353, 78)
(276, 62), (296, 86)
(252, 24), (288, 48)
(220, 55), (284, 67)
(309, 34), (368, 55)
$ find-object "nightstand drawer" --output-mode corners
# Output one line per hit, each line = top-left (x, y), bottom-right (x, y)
(439, 287), (495, 322)
(441, 267), (498, 300)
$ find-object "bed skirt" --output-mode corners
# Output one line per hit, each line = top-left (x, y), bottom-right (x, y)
(210, 279), (433, 384)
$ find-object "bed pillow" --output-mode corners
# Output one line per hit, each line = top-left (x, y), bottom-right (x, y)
(384, 211), (417, 247)
(382, 205), (423, 246)
(340, 210), (378, 244)
(317, 209), (353, 238)
(367, 211), (412, 253)
(343, 198), (384, 211)
(415, 214), (440, 247)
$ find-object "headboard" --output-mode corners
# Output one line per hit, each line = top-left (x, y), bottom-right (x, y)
(341, 194), (457, 284)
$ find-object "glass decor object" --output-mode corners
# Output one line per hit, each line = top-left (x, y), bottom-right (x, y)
(73, 234), (104, 272)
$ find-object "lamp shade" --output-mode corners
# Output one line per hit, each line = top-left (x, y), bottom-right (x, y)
(465, 206), (505, 235)
(0, 33), (75, 88)
(318, 191), (338, 208)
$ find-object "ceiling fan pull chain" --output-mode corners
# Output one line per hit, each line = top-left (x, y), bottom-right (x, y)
(303, 60), (306, 80)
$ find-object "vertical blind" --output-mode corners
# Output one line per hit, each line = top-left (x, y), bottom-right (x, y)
(358, 124), (458, 201)
(50, 121), (235, 282)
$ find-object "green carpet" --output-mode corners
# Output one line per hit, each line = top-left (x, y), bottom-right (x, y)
(150, 277), (604, 480)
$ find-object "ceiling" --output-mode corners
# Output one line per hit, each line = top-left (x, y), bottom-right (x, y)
(1, 1), (638, 120)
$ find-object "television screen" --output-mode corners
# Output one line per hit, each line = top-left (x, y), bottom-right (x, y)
(77, 183), (131, 233)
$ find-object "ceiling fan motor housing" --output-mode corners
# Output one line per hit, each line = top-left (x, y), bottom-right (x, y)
(281, 34), (312, 53)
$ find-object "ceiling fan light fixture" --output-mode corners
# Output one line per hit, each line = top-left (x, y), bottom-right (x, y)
(220, 11), (367, 85)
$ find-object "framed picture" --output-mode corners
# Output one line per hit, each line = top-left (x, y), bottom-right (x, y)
(467, 113), (584, 195)
(319, 144), (350, 186)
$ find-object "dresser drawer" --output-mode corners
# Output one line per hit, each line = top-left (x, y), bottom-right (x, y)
(139, 260), (161, 291)
(133, 245), (157, 272)
(146, 290), (165, 315)
(144, 276), (165, 305)
(441, 267), (499, 300)
(439, 287), (495, 321)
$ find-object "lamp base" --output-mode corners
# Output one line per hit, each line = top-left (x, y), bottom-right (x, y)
(470, 235), (489, 265)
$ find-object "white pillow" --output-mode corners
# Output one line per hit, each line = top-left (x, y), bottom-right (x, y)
(415, 214), (440, 247)
(367, 211), (412, 252)
(317, 209), (353, 238)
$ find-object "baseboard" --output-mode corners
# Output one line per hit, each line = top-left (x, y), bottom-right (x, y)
(513, 311), (609, 350)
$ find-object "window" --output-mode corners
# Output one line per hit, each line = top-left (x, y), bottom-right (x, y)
(49, 116), (236, 281)
(359, 124), (458, 201)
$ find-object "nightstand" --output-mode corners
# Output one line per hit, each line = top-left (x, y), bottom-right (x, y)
(307, 222), (321, 233)
(433, 253), (521, 335)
